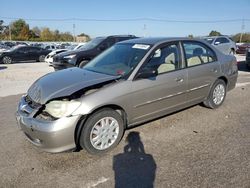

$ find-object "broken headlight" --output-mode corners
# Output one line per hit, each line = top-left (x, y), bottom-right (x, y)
(44, 100), (81, 118)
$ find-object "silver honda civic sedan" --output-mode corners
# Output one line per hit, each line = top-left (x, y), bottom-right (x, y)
(16, 37), (238, 154)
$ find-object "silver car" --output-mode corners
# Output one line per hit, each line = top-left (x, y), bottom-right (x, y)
(16, 38), (238, 154)
(203, 36), (236, 55)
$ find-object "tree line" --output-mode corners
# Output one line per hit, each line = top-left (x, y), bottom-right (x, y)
(0, 19), (91, 42)
(0, 19), (249, 42)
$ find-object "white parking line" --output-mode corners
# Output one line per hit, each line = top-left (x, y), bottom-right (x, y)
(86, 177), (109, 188)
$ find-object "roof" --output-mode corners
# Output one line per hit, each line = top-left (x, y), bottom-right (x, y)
(119, 37), (194, 45)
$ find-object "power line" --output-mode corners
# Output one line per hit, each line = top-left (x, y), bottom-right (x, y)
(1, 16), (250, 23)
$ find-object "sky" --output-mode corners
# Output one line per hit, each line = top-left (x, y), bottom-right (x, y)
(1, 0), (250, 38)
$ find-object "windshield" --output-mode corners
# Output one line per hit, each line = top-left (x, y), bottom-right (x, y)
(84, 43), (151, 76)
(203, 38), (214, 44)
(78, 37), (105, 50)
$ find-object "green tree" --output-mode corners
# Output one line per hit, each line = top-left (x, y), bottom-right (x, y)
(10, 19), (30, 40)
(54, 29), (60, 41)
(78, 32), (91, 41)
(60, 32), (74, 41)
(232, 33), (250, 43)
(208, 30), (222, 36)
(0, 20), (4, 33)
(0, 20), (6, 39)
(18, 25), (30, 40)
(32, 26), (41, 37)
(188, 34), (194, 38)
(40, 27), (54, 41)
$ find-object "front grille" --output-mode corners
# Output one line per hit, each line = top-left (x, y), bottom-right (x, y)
(25, 95), (42, 109)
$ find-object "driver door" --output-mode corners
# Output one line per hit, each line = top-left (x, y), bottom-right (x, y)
(129, 42), (188, 124)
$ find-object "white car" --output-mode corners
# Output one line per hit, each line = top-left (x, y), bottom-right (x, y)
(45, 49), (68, 64)
(203, 36), (236, 55)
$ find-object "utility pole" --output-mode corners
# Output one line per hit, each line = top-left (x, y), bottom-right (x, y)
(143, 24), (147, 37)
(73, 23), (76, 42)
(239, 19), (245, 43)
(9, 24), (12, 41)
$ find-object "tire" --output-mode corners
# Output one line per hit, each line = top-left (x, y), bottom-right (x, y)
(203, 79), (227, 109)
(246, 63), (250, 70)
(79, 108), (124, 154)
(229, 48), (235, 55)
(2, 56), (12, 64)
(78, 60), (89, 68)
(38, 55), (45, 62)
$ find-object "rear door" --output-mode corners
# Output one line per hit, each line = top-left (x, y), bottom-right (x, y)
(129, 42), (188, 124)
(182, 41), (220, 104)
(27, 47), (39, 60)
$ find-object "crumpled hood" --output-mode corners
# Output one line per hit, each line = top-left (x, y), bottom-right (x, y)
(28, 68), (118, 104)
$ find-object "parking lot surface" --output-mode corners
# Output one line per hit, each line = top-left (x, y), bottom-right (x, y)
(0, 57), (250, 187)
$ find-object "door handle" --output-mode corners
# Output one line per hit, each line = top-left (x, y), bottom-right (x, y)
(175, 77), (184, 82)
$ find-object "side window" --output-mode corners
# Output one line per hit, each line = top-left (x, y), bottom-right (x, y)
(221, 37), (229, 43)
(18, 47), (26, 53)
(99, 38), (115, 51)
(143, 44), (180, 75)
(105, 38), (116, 47)
(183, 42), (217, 67)
(215, 37), (223, 44)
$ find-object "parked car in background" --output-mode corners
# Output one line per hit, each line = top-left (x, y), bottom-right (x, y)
(203, 36), (236, 55)
(246, 48), (250, 69)
(3, 41), (16, 48)
(43, 44), (57, 51)
(16, 37), (238, 154)
(16, 41), (28, 46)
(45, 49), (68, 64)
(45, 43), (86, 64)
(51, 35), (137, 70)
(236, 43), (250, 54)
(0, 46), (51, 64)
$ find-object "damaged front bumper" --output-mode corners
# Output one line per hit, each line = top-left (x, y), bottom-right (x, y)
(16, 95), (81, 153)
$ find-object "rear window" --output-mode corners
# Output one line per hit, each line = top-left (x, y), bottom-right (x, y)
(183, 42), (217, 67)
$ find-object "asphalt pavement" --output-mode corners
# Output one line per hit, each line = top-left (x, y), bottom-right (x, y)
(0, 58), (249, 188)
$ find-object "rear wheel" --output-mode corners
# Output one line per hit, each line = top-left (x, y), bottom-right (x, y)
(246, 63), (250, 70)
(203, 79), (227, 109)
(79, 108), (124, 154)
(38, 55), (45, 62)
(78, 60), (89, 68)
(2, 56), (12, 64)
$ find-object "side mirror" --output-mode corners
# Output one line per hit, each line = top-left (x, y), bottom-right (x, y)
(214, 41), (220, 45)
(136, 68), (157, 79)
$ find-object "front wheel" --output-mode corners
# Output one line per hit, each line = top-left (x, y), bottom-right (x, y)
(203, 79), (227, 109)
(80, 108), (124, 154)
(78, 60), (89, 68)
(2, 56), (12, 64)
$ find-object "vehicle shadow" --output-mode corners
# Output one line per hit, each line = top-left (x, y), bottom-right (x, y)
(113, 131), (157, 188)
(0, 66), (7, 70)
(237, 61), (249, 72)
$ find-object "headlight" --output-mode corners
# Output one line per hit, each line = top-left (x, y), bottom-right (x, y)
(44, 100), (81, 118)
(63, 54), (76, 59)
